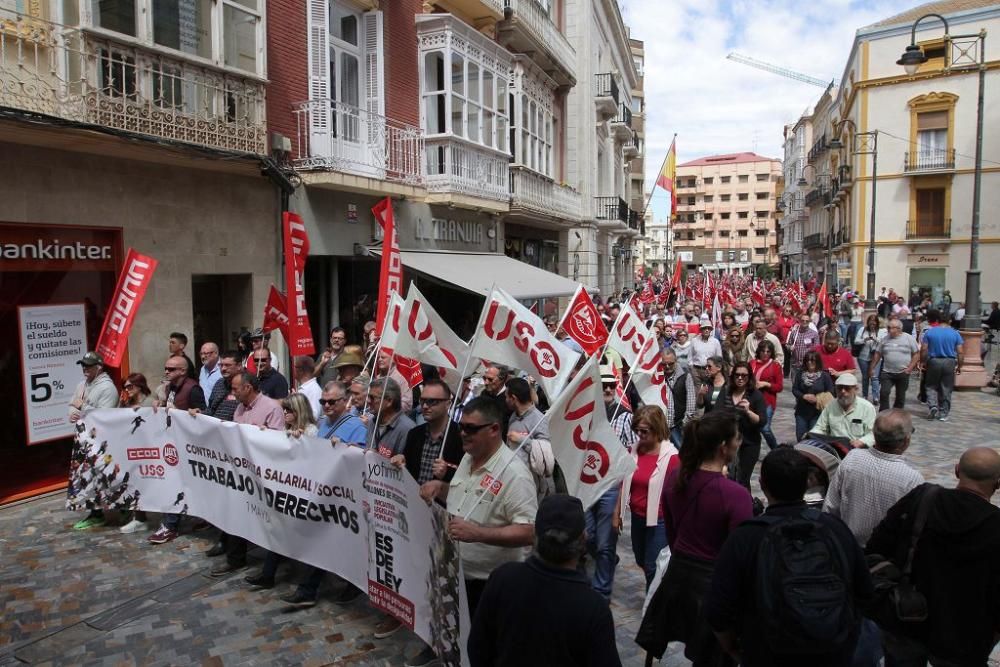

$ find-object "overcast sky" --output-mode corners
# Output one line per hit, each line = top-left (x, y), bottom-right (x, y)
(621, 0), (918, 220)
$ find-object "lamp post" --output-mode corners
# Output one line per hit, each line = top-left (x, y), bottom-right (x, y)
(831, 119), (878, 308)
(897, 13), (987, 385)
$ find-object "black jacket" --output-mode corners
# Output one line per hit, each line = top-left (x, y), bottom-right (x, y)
(707, 502), (872, 667)
(867, 483), (1000, 664)
(258, 369), (289, 400)
(401, 422), (464, 486)
(792, 370), (834, 420)
(468, 556), (622, 667)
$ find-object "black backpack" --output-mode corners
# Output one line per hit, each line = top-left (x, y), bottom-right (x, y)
(751, 509), (858, 655)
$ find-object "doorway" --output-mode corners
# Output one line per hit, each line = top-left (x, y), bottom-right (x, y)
(191, 274), (253, 358)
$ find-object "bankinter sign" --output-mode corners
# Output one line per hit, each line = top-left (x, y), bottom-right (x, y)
(0, 223), (120, 272)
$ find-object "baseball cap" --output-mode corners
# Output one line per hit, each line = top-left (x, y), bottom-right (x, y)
(77, 351), (104, 367)
(835, 374), (858, 387)
(535, 494), (585, 541)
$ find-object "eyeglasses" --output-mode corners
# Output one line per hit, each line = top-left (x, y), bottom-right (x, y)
(318, 397), (346, 406)
(419, 397), (448, 406)
(253, 357), (269, 363)
(458, 421), (495, 435)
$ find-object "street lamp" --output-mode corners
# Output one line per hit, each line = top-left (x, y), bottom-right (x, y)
(897, 13), (987, 367)
(832, 117), (878, 308)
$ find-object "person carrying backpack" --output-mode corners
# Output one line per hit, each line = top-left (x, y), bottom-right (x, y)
(706, 447), (873, 666)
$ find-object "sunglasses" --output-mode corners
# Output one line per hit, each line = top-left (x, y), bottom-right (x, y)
(164, 366), (184, 372)
(733, 372), (750, 378)
(253, 357), (269, 363)
(319, 397), (346, 406)
(458, 421), (495, 435)
(419, 397), (448, 407)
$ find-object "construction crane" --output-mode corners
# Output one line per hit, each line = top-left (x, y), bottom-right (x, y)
(726, 53), (839, 88)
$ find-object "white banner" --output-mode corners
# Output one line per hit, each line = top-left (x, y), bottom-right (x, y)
(67, 409), (469, 665)
(471, 287), (579, 399)
(396, 284), (471, 393)
(547, 357), (636, 510)
(17, 303), (88, 444)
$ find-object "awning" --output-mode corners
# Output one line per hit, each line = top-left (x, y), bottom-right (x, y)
(369, 249), (592, 300)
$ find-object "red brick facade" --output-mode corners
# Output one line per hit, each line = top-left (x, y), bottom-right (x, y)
(384, 1), (422, 129)
(265, 0), (308, 157)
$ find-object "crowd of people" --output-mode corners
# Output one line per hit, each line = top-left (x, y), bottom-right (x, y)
(62, 278), (1000, 667)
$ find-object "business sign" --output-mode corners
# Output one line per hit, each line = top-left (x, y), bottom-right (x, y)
(0, 222), (120, 272)
(17, 303), (88, 444)
(908, 253), (948, 266)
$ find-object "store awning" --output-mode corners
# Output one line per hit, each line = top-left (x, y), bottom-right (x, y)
(369, 249), (593, 300)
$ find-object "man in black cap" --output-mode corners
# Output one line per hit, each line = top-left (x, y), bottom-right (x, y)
(69, 351), (120, 530)
(467, 494), (622, 667)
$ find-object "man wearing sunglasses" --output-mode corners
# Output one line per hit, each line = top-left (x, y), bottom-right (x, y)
(252, 349), (288, 400)
(316, 381), (366, 446)
(395, 379), (463, 489)
(422, 397), (537, 616)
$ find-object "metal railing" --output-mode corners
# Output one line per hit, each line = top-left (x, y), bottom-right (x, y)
(803, 233), (826, 249)
(425, 136), (510, 202)
(594, 196), (628, 223)
(294, 99), (424, 184)
(510, 166), (581, 221)
(807, 134), (828, 162)
(676, 179), (699, 189)
(612, 103), (632, 127)
(0, 9), (266, 154)
(595, 73), (619, 105)
(904, 149), (956, 172)
(628, 209), (640, 230)
(906, 218), (952, 239)
(502, 0), (575, 80)
(804, 187), (831, 208)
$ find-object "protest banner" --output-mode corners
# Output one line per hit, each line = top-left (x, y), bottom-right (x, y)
(67, 408), (469, 665)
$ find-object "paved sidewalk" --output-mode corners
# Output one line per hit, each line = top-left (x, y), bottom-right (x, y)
(1, 380), (998, 666)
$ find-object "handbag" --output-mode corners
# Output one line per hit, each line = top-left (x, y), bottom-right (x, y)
(865, 485), (940, 632)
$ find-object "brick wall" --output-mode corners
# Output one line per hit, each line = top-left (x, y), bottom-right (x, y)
(384, 1), (422, 128)
(266, 0), (308, 158)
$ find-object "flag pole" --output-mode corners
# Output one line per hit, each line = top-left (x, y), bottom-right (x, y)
(639, 133), (677, 223)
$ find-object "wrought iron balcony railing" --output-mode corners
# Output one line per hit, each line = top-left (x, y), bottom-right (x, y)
(501, 0), (575, 85)
(803, 233), (827, 250)
(0, 10), (266, 154)
(594, 196), (628, 224)
(294, 99), (424, 184)
(595, 73), (619, 105)
(904, 149), (956, 173)
(906, 218), (952, 239)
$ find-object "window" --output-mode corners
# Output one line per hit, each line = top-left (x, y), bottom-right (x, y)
(720, 176), (731, 184)
(756, 229), (768, 237)
(687, 232), (695, 240)
(92, 0), (137, 36)
(738, 211), (748, 219)
(737, 193), (748, 201)
(738, 174), (748, 183)
(756, 192), (768, 200)
(633, 55), (644, 77)
(704, 195), (713, 203)
(674, 231), (682, 240)
(704, 231), (713, 238)
(755, 247), (767, 255)
(756, 210), (768, 218)
(631, 97), (642, 114)
(721, 212), (730, 220)
(738, 230), (748, 237)
(756, 173), (769, 182)
(704, 177), (714, 185)
(424, 52), (446, 134)
(720, 194), (731, 202)
(686, 197), (695, 205)
(917, 111), (948, 159)
(915, 188), (946, 234)
(720, 230), (730, 237)
(510, 64), (553, 174)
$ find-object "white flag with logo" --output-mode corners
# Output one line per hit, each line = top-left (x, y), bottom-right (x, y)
(606, 303), (656, 369)
(630, 333), (671, 413)
(395, 284), (471, 393)
(378, 291), (406, 351)
(547, 356), (636, 509)
(470, 287), (580, 399)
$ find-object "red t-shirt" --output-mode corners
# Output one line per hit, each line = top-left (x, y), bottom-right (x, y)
(630, 452), (680, 519)
(815, 344), (857, 375)
(750, 358), (783, 409)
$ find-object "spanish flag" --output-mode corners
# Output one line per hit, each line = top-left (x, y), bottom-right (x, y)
(655, 136), (677, 218)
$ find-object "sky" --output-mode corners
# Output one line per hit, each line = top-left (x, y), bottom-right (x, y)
(621, 0), (919, 221)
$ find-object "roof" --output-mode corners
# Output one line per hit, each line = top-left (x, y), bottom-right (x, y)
(865, 0), (1000, 28)
(678, 152), (779, 167)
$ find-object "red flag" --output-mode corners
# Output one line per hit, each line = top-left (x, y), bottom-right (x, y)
(373, 197), (403, 336)
(751, 280), (766, 307)
(262, 285), (289, 340)
(703, 272), (715, 312)
(559, 285), (609, 356)
(612, 364), (632, 412)
(816, 282), (831, 319)
(282, 212), (315, 356)
(95, 248), (158, 367)
(393, 355), (423, 389)
(639, 278), (656, 304)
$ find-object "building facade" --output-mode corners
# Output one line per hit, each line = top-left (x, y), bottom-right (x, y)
(784, 0), (1000, 307)
(672, 153), (782, 273)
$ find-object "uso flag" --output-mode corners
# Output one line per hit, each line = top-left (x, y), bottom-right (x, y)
(95, 248), (158, 367)
(558, 285), (608, 356)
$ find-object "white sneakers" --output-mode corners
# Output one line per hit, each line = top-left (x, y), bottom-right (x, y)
(120, 518), (148, 534)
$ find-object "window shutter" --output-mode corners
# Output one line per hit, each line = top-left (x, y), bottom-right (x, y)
(307, 0), (330, 157)
(362, 10), (385, 174)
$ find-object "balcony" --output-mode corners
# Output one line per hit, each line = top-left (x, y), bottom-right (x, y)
(594, 73), (619, 117)
(832, 228), (851, 247)
(906, 219), (952, 240)
(424, 0), (504, 21)
(509, 166), (581, 222)
(628, 209), (641, 232)
(804, 187), (831, 208)
(803, 233), (826, 250)
(904, 149), (956, 174)
(294, 100), (423, 184)
(0, 12), (266, 154)
(499, 0), (575, 87)
(676, 179), (700, 190)
(623, 130), (640, 158)
(807, 135), (828, 163)
(594, 196), (628, 227)
(425, 136), (510, 203)
(611, 103), (632, 141)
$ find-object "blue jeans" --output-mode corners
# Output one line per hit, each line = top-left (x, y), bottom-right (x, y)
(670, 425), (684, 449)
(761, 404), (779, 450)
(795, 412), (819, 441)
(858, 357), (881, 403)
(630, 511), (667, 589)
(584, 487), (620, 599)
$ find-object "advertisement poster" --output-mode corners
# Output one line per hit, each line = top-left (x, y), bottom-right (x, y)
(17, 303), (88, 444)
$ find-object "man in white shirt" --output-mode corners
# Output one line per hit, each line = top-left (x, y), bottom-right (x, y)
(690, 320), (723, 385)
(823, 409), (924, 545)
(744, 320), (785, 366)
(198, 342), (221, 396)
(292, 355), (322, 419)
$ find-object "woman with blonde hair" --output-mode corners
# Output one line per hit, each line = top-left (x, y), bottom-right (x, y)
(281, 393), (318, 437)
(613, 405), (679, 588)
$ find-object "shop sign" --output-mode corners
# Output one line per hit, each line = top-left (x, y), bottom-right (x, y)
(17, 303), (88, 445)
(0, 223), (118, 271)
(908, 253), (948, 266)
(414, 217), (484, 245)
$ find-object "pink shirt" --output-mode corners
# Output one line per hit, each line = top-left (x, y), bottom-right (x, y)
(234, 393), (285, 430)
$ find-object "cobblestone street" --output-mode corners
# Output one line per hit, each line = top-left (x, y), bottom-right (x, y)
(2, 382), (999, 666)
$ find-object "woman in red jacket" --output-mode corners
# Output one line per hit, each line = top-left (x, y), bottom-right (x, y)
(750, 339), (783, 449)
